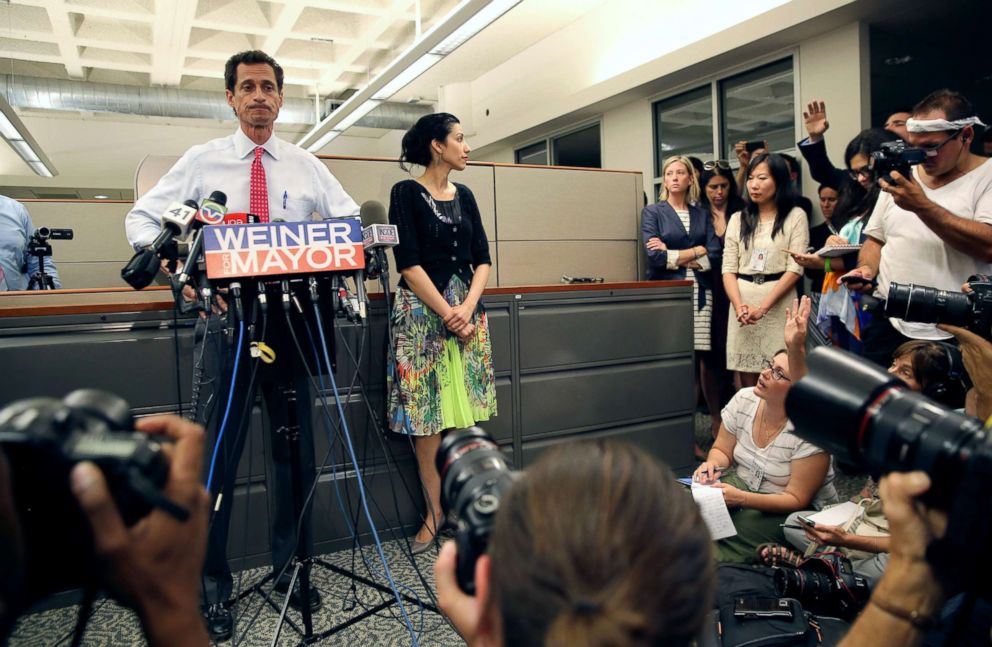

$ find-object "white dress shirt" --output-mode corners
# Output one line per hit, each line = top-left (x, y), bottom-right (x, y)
(125, 129), (360, 250)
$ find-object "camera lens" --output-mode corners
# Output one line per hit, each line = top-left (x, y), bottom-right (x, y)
(886, 282), (974, 327)
(436, 426), (512, 518)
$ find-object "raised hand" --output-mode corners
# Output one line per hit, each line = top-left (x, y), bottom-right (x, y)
(803, 100), (829, 141)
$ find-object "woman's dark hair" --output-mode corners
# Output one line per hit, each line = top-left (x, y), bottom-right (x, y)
(699, 166), (746, 216)
(399, 112), (460, 171)
(892, 341), (966, 407)
(739, 153), (796, 248)
(832, 128), (902, 231)
(487, 440), (714, 647)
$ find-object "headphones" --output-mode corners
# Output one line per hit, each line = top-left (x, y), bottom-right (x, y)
(921, 341), (969, 407)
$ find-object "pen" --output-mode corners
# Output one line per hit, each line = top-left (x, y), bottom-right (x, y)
(283, 190), (288, 209)
(780, 524), (805, 530)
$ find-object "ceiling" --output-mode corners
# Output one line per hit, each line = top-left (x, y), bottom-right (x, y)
(0, 0), (463, 97)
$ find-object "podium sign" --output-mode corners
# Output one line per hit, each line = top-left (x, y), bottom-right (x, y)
(203, 218), (365, 279)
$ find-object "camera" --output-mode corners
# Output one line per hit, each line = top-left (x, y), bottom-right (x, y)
(886, 274), (992, 339)
(773, 552), (870, 619)
(436, 426), (515, 595)
(26, 227), (72, 290)
(32, 227), (74, 242)
(0, 389), (177, 606)
(786, 347), (992, 597)
(869, 140), (927, 184)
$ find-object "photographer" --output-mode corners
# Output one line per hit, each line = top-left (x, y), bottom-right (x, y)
(0, 415), (210, 645)
(0, 194), (61, 291)
(840, 89), (992, 366)
(433, 440), (714, 647)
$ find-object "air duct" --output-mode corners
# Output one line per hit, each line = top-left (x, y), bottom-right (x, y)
(0, 75), (430, 129)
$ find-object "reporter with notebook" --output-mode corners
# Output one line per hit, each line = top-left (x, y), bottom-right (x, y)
(693, 296), (837, 563)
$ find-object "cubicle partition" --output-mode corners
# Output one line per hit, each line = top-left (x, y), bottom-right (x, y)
(20, 154), (646, 290)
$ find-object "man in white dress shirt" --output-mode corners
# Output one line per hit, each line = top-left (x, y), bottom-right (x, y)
(126, 50), (359, 641)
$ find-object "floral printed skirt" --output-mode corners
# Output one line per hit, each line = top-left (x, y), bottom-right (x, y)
(388, 276), (497, 436)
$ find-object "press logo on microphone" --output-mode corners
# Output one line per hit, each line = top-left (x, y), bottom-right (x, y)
(198, 203), (226, 225)
(203, 219), (365, 279)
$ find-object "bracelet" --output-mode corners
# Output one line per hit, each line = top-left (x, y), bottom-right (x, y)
(869, 598), (936, 630)
(824, 257), (832, 273)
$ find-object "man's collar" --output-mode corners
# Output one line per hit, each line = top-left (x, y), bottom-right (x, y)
(233, 128), (281, 161)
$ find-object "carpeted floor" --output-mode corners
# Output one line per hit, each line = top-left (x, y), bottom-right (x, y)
(9, 414), (866, 646)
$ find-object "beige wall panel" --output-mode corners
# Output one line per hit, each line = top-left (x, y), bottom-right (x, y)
(56, 262), (132, 289)
(494, 166), (637, 241)
(24, 202), (133, 262)
(497, 241), (637, 286)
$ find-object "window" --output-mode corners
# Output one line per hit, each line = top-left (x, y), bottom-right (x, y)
(515, 122), (602, 168)
(515, 141), (547, 165)
(650, 56), (796, 196)
(720, 59), (795, 161)
(653, 86), (713, 175)
(552, 123), (601, 168)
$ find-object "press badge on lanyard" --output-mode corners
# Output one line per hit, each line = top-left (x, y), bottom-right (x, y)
(749, 248), (768, 272)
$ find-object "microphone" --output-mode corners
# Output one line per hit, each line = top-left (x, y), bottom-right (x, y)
(359, 200), (397, 280)
(178, 191), (229, 287)
(121, 199), (197, 290)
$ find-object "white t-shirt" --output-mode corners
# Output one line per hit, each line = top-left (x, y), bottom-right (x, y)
(863, 158), (992, 339)
(721, 388), (837, 509)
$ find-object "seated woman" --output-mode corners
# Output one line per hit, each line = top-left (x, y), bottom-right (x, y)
(693, 296), (837, 563)
(434, 440), (714, 647)
(770, 339), (966, 587)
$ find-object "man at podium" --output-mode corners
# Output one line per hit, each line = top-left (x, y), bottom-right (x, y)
(124, 49), (360, 642)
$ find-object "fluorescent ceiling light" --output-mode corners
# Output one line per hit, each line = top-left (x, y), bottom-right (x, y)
(0, 113), (20, 140)
(9, 139), (40, 162)
(301, 0), (520, 152)
(430, 0), (519, 56)
(28, 161), (53, 178)
(94, 194), (109, 199)
(371, 54), (442, 101)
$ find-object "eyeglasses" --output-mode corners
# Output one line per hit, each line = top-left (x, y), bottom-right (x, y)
(919, 129), (963, 157)
(847, 165), (872, 181)
(703, 159), (731, 170)
(760, 358), (791, 382)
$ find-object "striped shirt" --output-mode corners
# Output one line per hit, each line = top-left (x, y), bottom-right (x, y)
(721, 388), (837, 508)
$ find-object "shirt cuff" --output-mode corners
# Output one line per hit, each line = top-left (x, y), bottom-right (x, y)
(666, 250), (680, 270)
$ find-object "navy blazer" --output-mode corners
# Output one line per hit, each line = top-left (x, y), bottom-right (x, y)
(641, 200), (721, 307)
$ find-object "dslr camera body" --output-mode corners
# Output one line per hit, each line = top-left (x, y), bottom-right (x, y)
(436, 426), (516, 595)
(0, 389), (177, 606)
(887, 273), (992, 339)
(773, 552), (870, 619)
(869, 140), (927, 184)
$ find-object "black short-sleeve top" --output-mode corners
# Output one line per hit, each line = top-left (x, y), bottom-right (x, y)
(388, 179), (492, 293)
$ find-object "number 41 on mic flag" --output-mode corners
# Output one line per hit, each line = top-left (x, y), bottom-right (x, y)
(203, 218), (365, 279)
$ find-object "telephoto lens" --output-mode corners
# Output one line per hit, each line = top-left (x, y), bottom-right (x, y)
(886, 282), (973, 327)
(785, 347), (988, 504)
(436, 426), (516, 594)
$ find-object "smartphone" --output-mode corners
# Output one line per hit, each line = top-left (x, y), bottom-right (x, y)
(733, 596), (795, 619)
(744, 140), (765, 154)
(840, 275), (877, 290)
(797, 515), (816, 527)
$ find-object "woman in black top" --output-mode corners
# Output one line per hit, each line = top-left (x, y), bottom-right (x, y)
(387, 113), (497, 554)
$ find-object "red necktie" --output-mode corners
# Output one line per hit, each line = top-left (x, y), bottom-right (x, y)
(250, 146), (269, 222)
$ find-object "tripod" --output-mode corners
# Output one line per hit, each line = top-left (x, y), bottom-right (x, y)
(213, 278), (436, 645)
(26, 240), (56, 290)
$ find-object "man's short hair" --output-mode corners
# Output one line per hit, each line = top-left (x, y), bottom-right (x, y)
(780, 152), (800, 175)
(224, 50), (284, 93)
(912, 89), (974, 122)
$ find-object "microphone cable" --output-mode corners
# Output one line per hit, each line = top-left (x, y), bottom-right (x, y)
(205, 318), (244, 492)
(313, 299), (420, 647)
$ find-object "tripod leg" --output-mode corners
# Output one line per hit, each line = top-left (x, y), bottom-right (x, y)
(270, 562), (301, 647)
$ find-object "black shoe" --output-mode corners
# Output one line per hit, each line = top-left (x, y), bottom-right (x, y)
(204, 602), (233, 642)
(273, 580), (322, 612)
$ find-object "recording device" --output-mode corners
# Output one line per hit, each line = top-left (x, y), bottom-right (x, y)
(360, 200), (397, 281)
(745, 140), (765, 154)
(121, 199), (198, 289)
(436, 426), (516, 595)
(772, 553), (870, 619)
(869, 140), (927, 185)
(0, 389), (184, 605)
(25, 227), (73, 290)
(886, 274), (992, 339)
(733, 596), (795, 619)
(177, 191), (229, 288)
(839, 274), (877, 291)
(785, 346), (992, 597)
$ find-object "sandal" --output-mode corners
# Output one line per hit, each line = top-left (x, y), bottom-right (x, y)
(756, 543), (803, 568)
